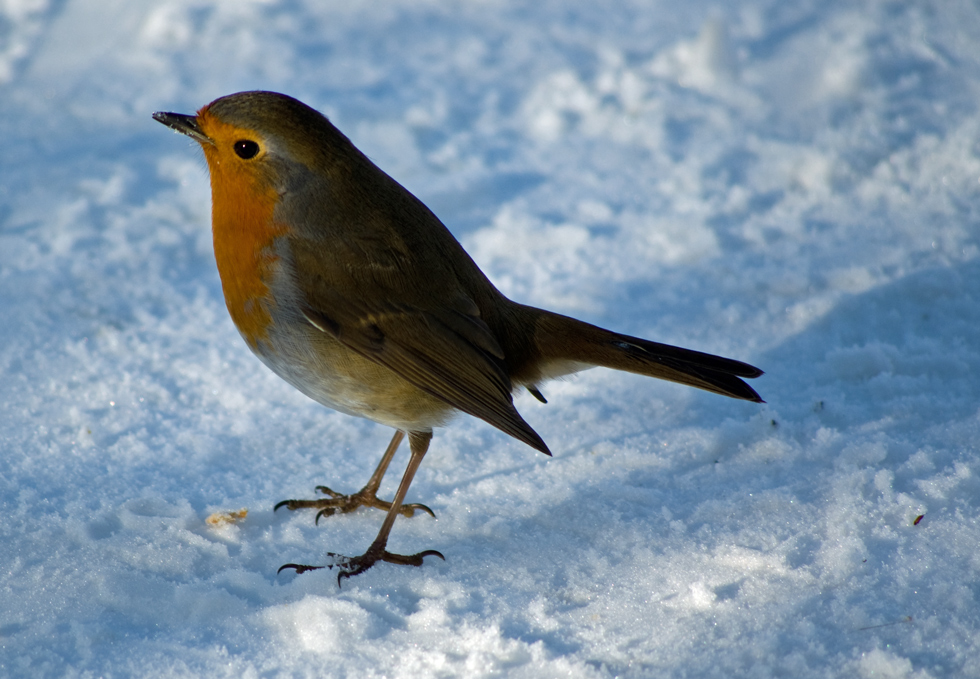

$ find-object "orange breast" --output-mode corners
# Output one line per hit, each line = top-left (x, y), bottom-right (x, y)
(203, 144), (287, 350)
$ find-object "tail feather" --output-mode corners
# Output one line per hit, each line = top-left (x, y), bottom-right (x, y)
(530, 309), (764, 403)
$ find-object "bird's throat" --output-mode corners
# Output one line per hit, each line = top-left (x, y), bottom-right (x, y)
(207, 160), (287, 350)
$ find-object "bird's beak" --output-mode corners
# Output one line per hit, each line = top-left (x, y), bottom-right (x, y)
(152, 111), (213, 145)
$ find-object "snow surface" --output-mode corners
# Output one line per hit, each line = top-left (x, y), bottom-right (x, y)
(2, 0), (980, 676)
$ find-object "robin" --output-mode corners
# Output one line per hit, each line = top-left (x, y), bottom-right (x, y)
(153, 91), (763, 584)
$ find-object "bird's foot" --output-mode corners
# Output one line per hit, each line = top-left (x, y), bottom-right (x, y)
(278, 543), (445, 586)
(274, 485), (435, 523)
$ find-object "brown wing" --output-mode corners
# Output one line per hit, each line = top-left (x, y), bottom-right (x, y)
(299, 292), (550, 456)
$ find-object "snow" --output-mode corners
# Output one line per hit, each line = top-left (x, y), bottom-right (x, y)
(2, 0), (980, 676)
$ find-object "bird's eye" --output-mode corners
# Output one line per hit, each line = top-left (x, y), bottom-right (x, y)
(233, 139), (260, 159)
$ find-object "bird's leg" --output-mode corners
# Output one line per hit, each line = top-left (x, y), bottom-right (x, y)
(278, 431), (445, 584)
(274, 430), (436, 522)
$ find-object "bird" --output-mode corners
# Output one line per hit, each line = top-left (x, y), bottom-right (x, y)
(153, 91), (763, 584)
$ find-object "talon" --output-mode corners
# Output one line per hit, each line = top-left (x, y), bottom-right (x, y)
(315, 485), (341, 498)
(278, 563), (324, 575)
(378, 548), (445, 567)
(314, 508), (337, 524)
(336, 547), (445, 586)
(400, 502), (436, 518)
(283, 546), (445, 586)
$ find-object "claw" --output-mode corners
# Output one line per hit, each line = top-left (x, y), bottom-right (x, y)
(335, 548), (446, 587)
(274, 497), (330, 512)
(277, 548), (445, 586)
(277, 563), (324, 575)
(401, 502), (436, 518)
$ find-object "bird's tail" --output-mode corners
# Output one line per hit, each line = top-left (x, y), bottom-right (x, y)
(524, 307), (764, 403)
